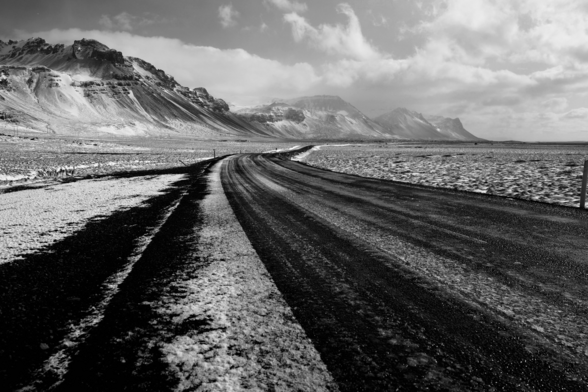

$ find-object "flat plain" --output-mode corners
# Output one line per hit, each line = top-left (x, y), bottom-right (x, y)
(3, 136), (588, 391)
(0, 133), (296, 188)
(303, 142), (588, 208)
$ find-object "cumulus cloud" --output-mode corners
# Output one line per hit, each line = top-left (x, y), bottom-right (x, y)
(218, 4), (239, 28)
(277, 1), (588, 140)
(284, 4), (380, 61)
(13, 28), (320, 106)
(541, 97), (568, 112)
(12, 0), (588, 141)
(265, 0), (308, 13)
(367, 11), (388, 27)
(414, 0), (588, 70)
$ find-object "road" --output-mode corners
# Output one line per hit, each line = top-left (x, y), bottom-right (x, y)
(2, 150), (588, 391)
(221, 151), (588, 391)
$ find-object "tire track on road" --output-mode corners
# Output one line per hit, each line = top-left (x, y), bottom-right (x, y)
(42, 157), (336, 392)
(222, 152), (588, 391)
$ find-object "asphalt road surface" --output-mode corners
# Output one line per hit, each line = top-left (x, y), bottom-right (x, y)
(221, 151), (588, 391)
(2, 150), (588, 391)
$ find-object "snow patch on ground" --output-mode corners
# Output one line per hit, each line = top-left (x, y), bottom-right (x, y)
(18, 184), (188, 391)
(262, 145), (301, 154)
(153, 158), (337, 391)
(291, 146), (321, 161)
(305, 145), (588, 208)
(0, 174), (185, 264)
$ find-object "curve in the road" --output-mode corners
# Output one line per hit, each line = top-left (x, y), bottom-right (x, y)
(222, 152), (588, 391)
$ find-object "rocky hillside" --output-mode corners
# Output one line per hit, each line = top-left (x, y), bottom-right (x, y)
(423, 115), (484, 141)
(0, 38), (268, 138)
(237, 96), (398, 139)
(373, 108), (483, 141)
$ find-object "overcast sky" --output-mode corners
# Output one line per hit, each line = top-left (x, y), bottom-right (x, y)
(2, 0), (588, 141)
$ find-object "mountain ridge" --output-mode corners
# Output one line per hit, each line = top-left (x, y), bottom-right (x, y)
(0, 37), (268, 138)
(236, 95), (397, 139)
(373, 107), (483, 141)
(0, 37), (484, 141)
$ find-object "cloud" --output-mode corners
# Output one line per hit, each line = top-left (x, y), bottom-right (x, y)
(412, 0), (588, 69)
(366, 10), (388, 27)
(540, 97), (568, 112)
(12, 28), (320, 106)
(98, 12), (161, 32)
(284, 4), (380, 61)
(218, 4), (239, 28)
(562, 107), (588, 119)
(265, 0), (308, 13)
(11, 0), (588, 141)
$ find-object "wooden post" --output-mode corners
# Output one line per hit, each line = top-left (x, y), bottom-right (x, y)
(581, 160), (588, 209)
(213, 149), (216, 158)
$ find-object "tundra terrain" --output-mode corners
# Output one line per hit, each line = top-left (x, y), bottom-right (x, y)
(1, 138), (587, 391)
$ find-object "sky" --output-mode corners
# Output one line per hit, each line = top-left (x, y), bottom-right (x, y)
(1, 0), (588, 141)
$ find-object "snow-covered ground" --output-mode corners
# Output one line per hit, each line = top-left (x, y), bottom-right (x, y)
(302, 144), (588, 208)
(291, 146), (321, 161)
(19, 179), (189, 391)
(0, 174), (185, 264)
(262, 145), (301, 153)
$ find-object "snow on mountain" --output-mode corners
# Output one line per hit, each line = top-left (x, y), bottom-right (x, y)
(237, 95), (399, 140)
(423, 115), (485, 141)
(373, 108), (483, 141)
(0, 37), (483, 141)
(0, 38), (267, 138)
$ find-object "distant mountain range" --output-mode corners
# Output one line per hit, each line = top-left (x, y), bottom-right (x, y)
(235, 96), (391, 139)
(0, 37), (484, 141)
(237, 99), (483, 141)
(372, 108), (484, 141)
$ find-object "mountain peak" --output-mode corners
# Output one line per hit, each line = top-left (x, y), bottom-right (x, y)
(423, 115), (483, 141)
(289, 95), (345, 104)
(72, 38), (125, 65)
(391, 107), (411, 113)
(287, 95), (362, 115)
(73, 38), (111, 52)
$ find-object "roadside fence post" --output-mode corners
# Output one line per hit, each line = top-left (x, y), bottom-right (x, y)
(213, 149), (216, 158)
(581, 160), (588, 209)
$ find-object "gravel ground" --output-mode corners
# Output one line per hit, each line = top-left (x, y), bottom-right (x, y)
(0, 174), (185, 264)
(287, 152), (588, 372)
(151, 159), (337, 391)
(302, 143), (588, 208)
(222, 153), (588, 390)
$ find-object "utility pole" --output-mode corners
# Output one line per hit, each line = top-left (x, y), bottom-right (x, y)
(581, 160), (588, 209)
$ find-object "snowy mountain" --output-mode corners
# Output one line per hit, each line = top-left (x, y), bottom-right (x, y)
(0, 37), (483, 141)
(373, 108), (482, 141)
(423, 115), (484, 141)
(0, 38), (268, 138)
(237, 95), (399, 139)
